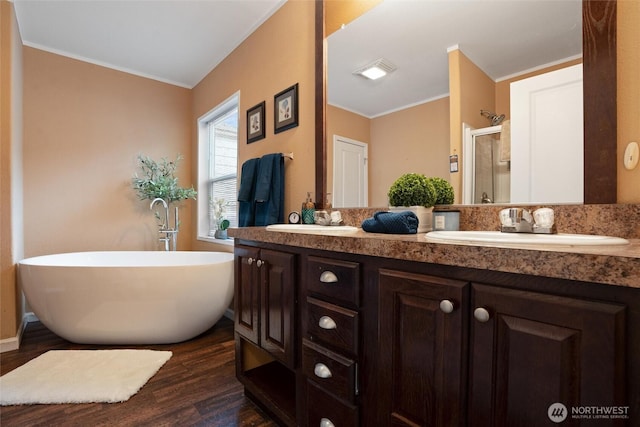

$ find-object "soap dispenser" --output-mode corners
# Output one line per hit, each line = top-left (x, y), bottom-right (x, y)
(301, 192), (316, 224)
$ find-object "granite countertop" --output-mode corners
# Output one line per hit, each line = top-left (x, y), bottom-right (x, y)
(228, 227), (640, 289)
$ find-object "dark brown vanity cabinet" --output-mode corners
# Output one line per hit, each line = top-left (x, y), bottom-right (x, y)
(234, 245), (296, 366)
(233, 241), (636, 426)
(376, 269), (470, 427)
(375, 268), (628, 427)
(234, 244), (297, 425)
(469, 283), (626, 427)
(301, 256), (362, 427)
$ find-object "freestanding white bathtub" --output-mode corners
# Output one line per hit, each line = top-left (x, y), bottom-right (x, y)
(18, 251), (234, 345)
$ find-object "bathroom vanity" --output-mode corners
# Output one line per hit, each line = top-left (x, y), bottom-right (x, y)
(230, 223), (640, 426)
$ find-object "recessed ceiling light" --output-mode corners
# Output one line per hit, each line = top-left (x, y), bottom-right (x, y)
(353, 58), (396, 80)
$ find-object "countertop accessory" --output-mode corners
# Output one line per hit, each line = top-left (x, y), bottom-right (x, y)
(288, 211), (300, 224)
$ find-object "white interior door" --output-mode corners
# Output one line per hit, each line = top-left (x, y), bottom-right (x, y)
(333, 135), (368, 207)
(510, 64), (583, 203)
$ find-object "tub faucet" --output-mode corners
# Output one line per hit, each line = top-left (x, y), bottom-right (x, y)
(150, 198), (178, 251)
(150, 198), (169, 228)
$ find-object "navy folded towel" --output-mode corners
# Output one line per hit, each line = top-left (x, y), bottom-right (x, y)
(361, 211), (419, 234)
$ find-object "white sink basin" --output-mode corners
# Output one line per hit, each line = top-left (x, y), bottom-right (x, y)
(266, 224), (359, 235)
(426, 230), (629, 246)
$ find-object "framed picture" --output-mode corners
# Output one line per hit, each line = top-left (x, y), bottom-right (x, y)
(247, 101), (266, 144)
(274, 83), (299, 134)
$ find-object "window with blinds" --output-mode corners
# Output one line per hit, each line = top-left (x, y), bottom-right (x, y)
(206, 106), (238, 235)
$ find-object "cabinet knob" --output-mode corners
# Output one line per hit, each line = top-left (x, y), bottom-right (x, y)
(320, 418), (335, 427)
(314, 363), (333, 379)
(319, 271), (338, 283)
(474, 307), (491, 322)
(247, 257), (254, 265)
(318, 316), (337, 330)
(439, 299), (455, 313)
(256, 259), (263, 267)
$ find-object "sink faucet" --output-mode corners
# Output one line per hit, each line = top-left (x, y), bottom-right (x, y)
(481, 192), (493, 204)
(500, 207), (533, 233)
(150, 198), (178, 251)
(499, 207), (556, 234)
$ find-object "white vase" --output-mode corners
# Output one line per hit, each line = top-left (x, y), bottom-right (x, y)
(388, 206), (434, 233)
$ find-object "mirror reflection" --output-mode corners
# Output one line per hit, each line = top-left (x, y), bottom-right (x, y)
(326, 0), (583, 207)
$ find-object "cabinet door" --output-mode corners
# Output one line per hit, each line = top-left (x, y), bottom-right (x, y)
(378, 269), (469, 427)
(260, 249), (296, 368)
(469, 283), (626, 427)
(234, 245), (260, 344)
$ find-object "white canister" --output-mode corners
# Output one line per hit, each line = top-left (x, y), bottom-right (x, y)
(432, 209), (460, 231)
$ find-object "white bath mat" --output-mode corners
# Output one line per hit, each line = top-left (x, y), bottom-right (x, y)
(0, 349), (172, 405)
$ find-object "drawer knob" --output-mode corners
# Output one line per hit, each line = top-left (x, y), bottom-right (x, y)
(320, 418), (335, 427)
(318, 316), (337, 330)
(314, 363), (333, 379)
(474, 307), (491, 323)
(439, 299), (455, 313)
(247, 257), (254, 265)
(256, 259), (263, 267)
(319, 271), (338, 283)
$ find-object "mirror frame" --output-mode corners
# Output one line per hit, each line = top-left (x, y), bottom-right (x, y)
(315, 0), (617, 208)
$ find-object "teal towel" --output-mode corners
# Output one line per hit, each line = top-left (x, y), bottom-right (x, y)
(238, 158), (260, 227)
(361, 211), (419, 234)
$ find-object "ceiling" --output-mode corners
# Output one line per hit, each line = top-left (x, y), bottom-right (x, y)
(328, 0), (582, 118)
(12, 0), (581, 114)
(12, 0), (286, 89)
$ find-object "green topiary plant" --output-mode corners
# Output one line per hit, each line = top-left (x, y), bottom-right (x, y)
(132, 154), (197, 203)
(388, 173), (437, 207)
(426, 177), (455, 205)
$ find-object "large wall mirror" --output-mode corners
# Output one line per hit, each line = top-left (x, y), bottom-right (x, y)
(315, 0), (616, 208)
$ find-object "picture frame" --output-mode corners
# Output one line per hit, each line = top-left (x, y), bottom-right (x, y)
(274, 83), (299, 134)
(247, 101), (266, 144)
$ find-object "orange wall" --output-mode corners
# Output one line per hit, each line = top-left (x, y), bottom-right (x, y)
(618, 0), (640, 202)
(327, 97), (450, 207)
(326, 104), (370, 200)
(1, 0), (24, 341)
(23, 48), (192, 257)
(370, 97), (450, 206)
(325, 0), (382, 36)
(448, 49), (496, 203)
(191, 0), (315, 249)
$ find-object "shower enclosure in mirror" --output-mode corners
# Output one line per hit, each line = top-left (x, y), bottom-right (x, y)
(463, 125), (510, 204)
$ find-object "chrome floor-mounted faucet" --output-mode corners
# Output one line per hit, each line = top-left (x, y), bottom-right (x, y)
(150, 198), (179, 251)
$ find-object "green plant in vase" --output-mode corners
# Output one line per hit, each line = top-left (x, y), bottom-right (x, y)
(132, 154), (197, 226)
(387, 173), (438, 233)
(425, 176), (455, 205)
(388, 173), (437, 208)
(210, 197), (230, 239)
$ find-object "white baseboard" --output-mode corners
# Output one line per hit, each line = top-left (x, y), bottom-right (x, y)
(224, 308), (234, 320)
(0, 312), (36, 353)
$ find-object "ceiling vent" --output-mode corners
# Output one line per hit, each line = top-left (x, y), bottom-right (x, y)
(353, 58), (397, 80)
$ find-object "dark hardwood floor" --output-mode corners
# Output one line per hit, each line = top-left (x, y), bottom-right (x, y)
(0, 317), (278, 427)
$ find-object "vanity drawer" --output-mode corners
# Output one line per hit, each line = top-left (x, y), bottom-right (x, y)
(302, 339), (357, 403)
(307, 381), (359, 427)
(307, 297), (359, 356)
(306, 256), (361, 307)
